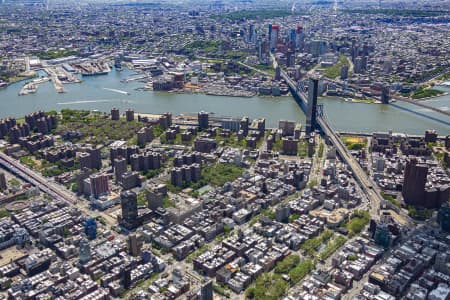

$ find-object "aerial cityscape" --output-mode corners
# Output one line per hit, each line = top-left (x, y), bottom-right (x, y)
(0, 0), (449, 299)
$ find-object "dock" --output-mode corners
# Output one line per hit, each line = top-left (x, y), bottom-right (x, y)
(18, 77), (50, 96)
(72, 61), (111, 76)
(52, 75), (65, 93)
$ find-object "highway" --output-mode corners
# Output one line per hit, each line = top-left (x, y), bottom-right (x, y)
(0, 151), (116, 226)
(0, 151), (78, 204)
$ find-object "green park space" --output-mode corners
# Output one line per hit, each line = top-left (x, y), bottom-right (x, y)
(274, 254), (300, 274)
(319, 236), (347, 260)
(342, 210), (371, 236)
(274, 254), (315, 284)
(246, 256), (314, 299)
(185, 40), (222, 52)
(245, 273), (288, 300)
(289, 259), (315, 284)
(37, 49), (79, 60)
(411, 86), (444, 99)
(168, 163), (244, 192)
(56, 109), (142, 145)
(342, 135), (367, 151)
(301, 230), (333, 256)
(212, 10), (306, 21)
(323, 55), (351, 79)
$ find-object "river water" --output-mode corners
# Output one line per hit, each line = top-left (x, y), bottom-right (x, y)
(0, 68), (448, 135)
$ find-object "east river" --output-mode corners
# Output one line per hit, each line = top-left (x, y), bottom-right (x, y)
(0, 68), (449, 135)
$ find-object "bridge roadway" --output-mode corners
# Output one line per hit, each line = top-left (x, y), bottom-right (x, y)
(317, 116), (382, 219)
(280, 70), (382, 220)
(392, 95), (450, 117)
(324, 77), (450, 117)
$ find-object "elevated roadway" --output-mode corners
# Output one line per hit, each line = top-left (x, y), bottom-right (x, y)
(317, 116), (382, 219)
(0, 151), (116, 226)
(0, 151), (78, 205)
(280, 69), (383, 219)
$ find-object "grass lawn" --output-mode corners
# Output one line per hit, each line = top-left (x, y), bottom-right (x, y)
(411, 86), (444, 99)
(323, 55), (351, 79)
(343, 210), (370, 236)
(167, 163), (244, 192)
(56, 109), (142, 145)
(342, 135), (367, 151)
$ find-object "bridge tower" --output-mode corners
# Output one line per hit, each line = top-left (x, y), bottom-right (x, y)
(306, 77), (319, 135)
(381, 84), (390, 104)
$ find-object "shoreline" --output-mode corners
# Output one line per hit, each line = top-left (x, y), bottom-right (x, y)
(152, 89), (279, 99)
(0, 74), (38, 88)
(324, 96), (381, 105)
(414, 91), (449, 102)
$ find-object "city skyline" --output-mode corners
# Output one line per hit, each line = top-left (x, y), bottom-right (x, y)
(0, 1), (448, 299)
